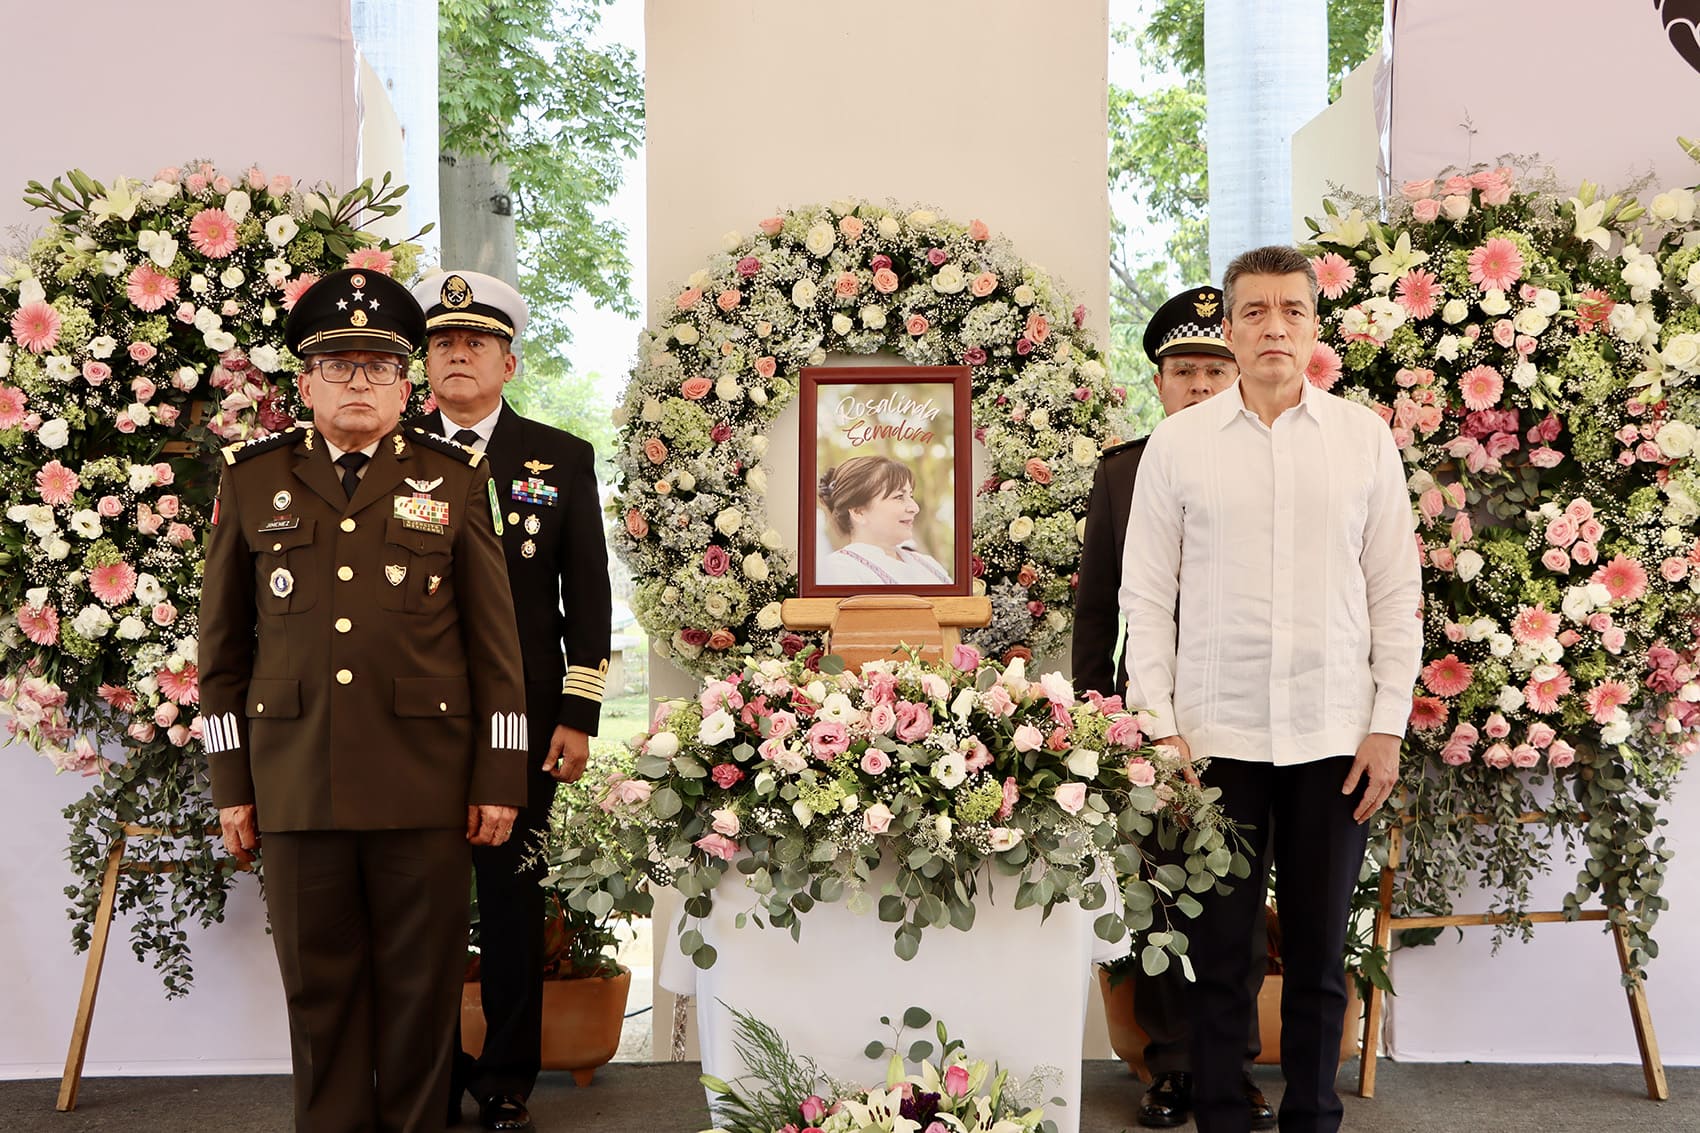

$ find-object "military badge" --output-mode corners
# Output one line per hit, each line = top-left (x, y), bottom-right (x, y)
(523, 514), (540, 535)
(269, 568), (294, 598)
(428, 575), (442, 596)
(385, 564), (407, 586)
(524, 459), (555, 475)
(272, 490), (292, 511)
(510, 477), (559, 507)
(392, 433), (407, 456)
(394, 493), (450, 534)
(406, 477), (445, 494)
(441, 274), (473, 309)
(521, 539), (537, 559)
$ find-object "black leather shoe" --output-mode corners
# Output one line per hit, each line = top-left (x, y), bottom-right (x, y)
(1245, 1073), (1277, 1131)
(1137, 1071), (1192, 1128)
(478, 1094), (534, 1132)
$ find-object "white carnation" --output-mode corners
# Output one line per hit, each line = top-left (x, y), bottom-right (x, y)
(71, 606), (113, 639)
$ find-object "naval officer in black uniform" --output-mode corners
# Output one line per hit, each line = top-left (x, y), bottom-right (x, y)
(408, 270), (611, 1133)
(1072, 286), (1274, 1130)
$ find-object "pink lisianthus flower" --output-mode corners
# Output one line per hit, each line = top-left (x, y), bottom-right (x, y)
(1054, 782), (1088, 815)
(806, 720), (849, 759)
(894, 701), (933, 742)
(694, 832), (738, 861)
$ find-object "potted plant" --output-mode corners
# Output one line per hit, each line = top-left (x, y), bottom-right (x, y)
(1098, 856), (1388, 1077)
(461, 743), (638, 1086)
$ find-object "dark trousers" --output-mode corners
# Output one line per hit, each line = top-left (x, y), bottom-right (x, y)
(264, 828), (471, 1133)
(1137, 840), (1270, 1075)
(460, 698), (558, 1101)
(1190, 757), (1369, 1133)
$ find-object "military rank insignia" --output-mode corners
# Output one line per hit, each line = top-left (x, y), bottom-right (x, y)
(394, 493), (449, 534)
(511, 476), (559, 507)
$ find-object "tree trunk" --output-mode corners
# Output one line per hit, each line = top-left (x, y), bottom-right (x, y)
(438, 149), (518, 280)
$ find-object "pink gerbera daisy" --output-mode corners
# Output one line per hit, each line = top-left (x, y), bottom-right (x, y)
(17, 604), (59, 646)
(1583, 680), (1633, 724)
(1394, 269), (1442, 320)
(1510, 605), (1560, 644)
(1592, 555), (1649, 603)
(1305, 341), (1343, 390)
(1459, 365), (1505, 411)
(1311, 253), (1357, 300)
(0, 385), (25, 429)
(1524, 667), (1574, 713)
(35, 460), (79, 505)
(1467, 237), (1525, 292)
(1409, 695), (1450, 732)
(10, 301), (62, 353)
(281, 273), (320, 311)
(344, 247), (395, 274)
(1422, 653), (1474, 697)
(157, 663), (200, 706)
(187, 208), (240, 257)
(98, 684), (138, 712)
(125, 263), (180, 312)
(89, 561), (138, 606)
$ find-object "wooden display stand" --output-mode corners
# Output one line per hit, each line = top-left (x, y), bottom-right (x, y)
(57, 824), (247, 1112)
(780, 594), (993, 670)
(1357, 814), (1667, 1100)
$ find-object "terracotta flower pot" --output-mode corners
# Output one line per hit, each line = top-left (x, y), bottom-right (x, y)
(461, 966), (632, 1086)
(1098, 966), (1362, 1076)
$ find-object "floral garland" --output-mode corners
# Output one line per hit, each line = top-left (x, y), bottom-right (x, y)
(0, 161), (417, 993)
(1303, 165), (1700, 971)
(610, 202), (1115, 681)
(547, 648), (1241, 972)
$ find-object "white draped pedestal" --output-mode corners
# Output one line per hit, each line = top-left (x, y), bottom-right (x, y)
(660, 869), (1127, 1133)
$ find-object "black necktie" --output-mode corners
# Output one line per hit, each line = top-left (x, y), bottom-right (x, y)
(335, 451), (369, 500)
(452, 428), (481, 449)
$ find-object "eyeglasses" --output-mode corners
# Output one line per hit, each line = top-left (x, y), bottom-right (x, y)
(311, 358), (406, 385)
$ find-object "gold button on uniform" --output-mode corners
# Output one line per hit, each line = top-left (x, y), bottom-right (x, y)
(335, 618), (352, 633)
(337, 566), (354, 581)
(272, 542), (282, 552)
(439, 702), (448, 712)
(255, 703), (265, 714)
(336, 669), (353, 685)
(340, 518), (357, 532)
(507, 512), (520, 525)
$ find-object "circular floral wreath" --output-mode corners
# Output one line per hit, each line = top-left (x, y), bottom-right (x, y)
(611, 201), (1116, 681)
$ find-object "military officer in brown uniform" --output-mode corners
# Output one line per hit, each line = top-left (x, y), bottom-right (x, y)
(407, 270), (611, 1133)
(201, 267), (530, 1133)
(1072, 287), (1274, 1131)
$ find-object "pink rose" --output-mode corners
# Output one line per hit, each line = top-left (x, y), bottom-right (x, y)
(114, 415), (137, 434)
(694, 833), (739, 861)
(1452, 513), (1474, 543)
(132, 377), (157, 403)
(1572, 541), (1598, 565)
(1412, 198), (1441, 224)
(156, 495), (181, 518)
(167, 724), (192, 747)
(128, 342), (158, 364)
(895, 702), (933, 742)
(1401, 178), (1436, 200)
(1579, 519), (1603, 543)
(1430, 547), (1456, 572)
(926, 248), (948, 267)
(1482, 742), (1513, 769)
(166, 522), (194, 546)
(1547, 740), (1577, 768)
(982, 685), (1016, 718)
(1106, 716), (1142, 748)
(1444, 621), (1467, 642)
(1566, 498), (1594, 521)
(97, 495), (123, 518)
(868, 702), (897, 735)
(759, 216), (785, 236)
(1541, 548), (1571, 573)
(767, 710), (798, 739)
(153, 462), (174, 486)
(1493, 319), (1516, 347)
(1485, 713), (1511, 739)
(127, 720), (157, 744)
(1510, 744), (1539, 768)
(1443, 175), (1472, 195)
(839, 215), (865, 240)
(1587, 612), (1613, 633)
(137, 506), (164, 536)
(711, 808), (740, 836)
(872, 267), (899, 294)
(1526, 722), (1557, 749)
(950, 643), (982, 671)
(151, 603), (178, 626)
(807, 721), (849, 759)
(156, 404), (180, 426)
(943, 1064), (971, 1098)
(675, 287), (702, 310)
(1546, 515), (1577, 546)
(754, 355), (778, 379)
(906, 314), (929, 336)
(154, 702), (180, 727)
(1603, 627), (1627, 654)
(1419, 488), (1446, 520)
(736, 255), (761, 277)
(83, 360), (112, 384)
(716, 289), (742, 312)
(269, 174), (293, 196)
(800, 1096), (828, 1124)
(970, 271), (998, 297)
(863, 803), (893, 834)
(1012, 723), (1043, 752)
(1054, 782), (1087, 815)
(1662, 557), (1689, 582)
(1441, 741), (1472, 766)
(860, 749), (891, 775)
(1126, 757), (1157, 787)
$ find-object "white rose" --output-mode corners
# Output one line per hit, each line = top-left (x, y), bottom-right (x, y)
(1013, 284), (1036, 306)
(877, 216), (901, 239)
(42, 533), (71, 561)
(742, 553), (770, 582)
(672, 323), (700, 346)
(1586, 582), (1612, 606)
(756, 602), (784, 630)
(906, 209), (937, 230)
(1661, 333), (1700, 374)
(687, 269), (710, 289)
(248, 345), (281, 373)
(0, 343), (10, 378)
(1065, 748), (1100, 778)
(1008, 516), (1035, 542)
(951, 687), (977, 721)
(647, 731), (680, 758)
(1479, 289), (1511, 316)
(127, 402), (150, 426)
(720, 229), (743, 253)
(1030, 408), (1050, 430)
(674, 470), (696, 491)
(804, 223), (836, 256)
(116, 616), (149, 641)
(832, 313), (853, 335)
(38, 418), (70, 449)
(87, 335), (117, 359)
(935, 814), (953, 843)
(761, 528), (783, 550)
(1489, 633), (1515, 658)
(698, 709), (736, 745)
(859, 305), (886, 329)
(703, 593), (730, 619)
(793, 800), (815, 826)
(750, 435), (769, 458)
(933, 750), (968, 789)
(220, 265), (245, 289)
(189, 273), (211, 296)
(1513, 308), (1548, 337)
(807, 349), (826, 365)
(1497, 685), (1525, 713)
(715, 508), (743, 536)
(1072, 435), (1098, 466)
(1455, 549), (1484, 581)
(715, 374), (742, 401)
(710, 807), (740, 836)
(792, 279), (822, 309)
(641, 398), (663, 422)
(265, 214), (298, 247)
(1656, 420), (1698, 459)
(175, 366), (198, 391)
(747, 466), (768, 493)
(1441, 299), (1470, 325)
(1434, 335), (1461, 363)
(192, 306), (220, 334)
(932, 264), (966, 294)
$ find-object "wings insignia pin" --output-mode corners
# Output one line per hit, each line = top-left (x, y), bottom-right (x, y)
(524, 459), (554, 475)
(406, 477), (445, 493)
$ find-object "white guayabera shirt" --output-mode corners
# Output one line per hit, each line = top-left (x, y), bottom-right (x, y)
(1118, 378), (1424, 766)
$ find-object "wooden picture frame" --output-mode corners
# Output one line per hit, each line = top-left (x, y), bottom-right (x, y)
(799, 365), (973, 598)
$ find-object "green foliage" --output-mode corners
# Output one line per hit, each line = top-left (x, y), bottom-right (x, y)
(439, 0), (643, 356)
(504, 357), (616, 470)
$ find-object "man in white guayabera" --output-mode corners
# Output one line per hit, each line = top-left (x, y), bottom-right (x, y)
(1119, 244), (1422, 1133)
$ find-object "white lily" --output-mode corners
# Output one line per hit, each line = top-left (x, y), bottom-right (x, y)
(1570, 197), (1610, 250)
(1368, 231), (1429, 291)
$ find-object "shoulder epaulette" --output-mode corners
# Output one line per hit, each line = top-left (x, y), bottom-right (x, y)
(222, 427), (303, 465)
(408, 427), (485, 467)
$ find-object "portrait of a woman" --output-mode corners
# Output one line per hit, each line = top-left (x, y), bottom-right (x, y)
(815, 455), (952, 586)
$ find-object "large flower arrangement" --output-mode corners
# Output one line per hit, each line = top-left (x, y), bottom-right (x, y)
(610, 201), (1116, 680)
(701, 1004), (1058, 1133)
(1302, 164), (1700, 971)
(0, 161), (417, 992)
(546, 647), (1242, 972)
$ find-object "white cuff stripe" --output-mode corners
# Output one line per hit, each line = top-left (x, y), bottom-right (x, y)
(204, 712), (239, 754)
(489, 712), (527, 751)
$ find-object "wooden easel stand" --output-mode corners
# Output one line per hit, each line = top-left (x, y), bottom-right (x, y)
(1358, 816), (1667, 1100)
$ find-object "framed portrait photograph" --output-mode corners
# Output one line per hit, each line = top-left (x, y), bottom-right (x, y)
(799, 365), (973, 597)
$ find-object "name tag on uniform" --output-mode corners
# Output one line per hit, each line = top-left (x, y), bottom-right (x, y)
(260, 515), (299, 532)
(394, 494), (450, 534)
(511, 477), (558, 507)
